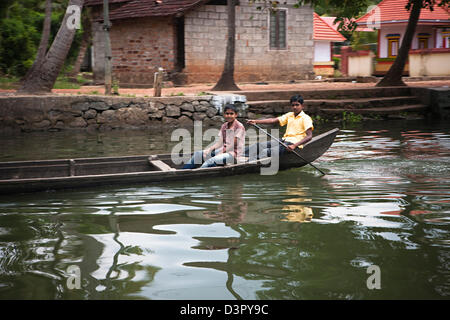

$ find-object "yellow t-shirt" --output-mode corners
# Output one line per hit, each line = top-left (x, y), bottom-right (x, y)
(277, 111), (314, 145)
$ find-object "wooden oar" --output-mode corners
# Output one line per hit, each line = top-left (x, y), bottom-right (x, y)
(249, 122), (326, 176)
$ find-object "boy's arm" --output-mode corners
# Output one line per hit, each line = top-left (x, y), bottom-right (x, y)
(205, 140), (222, 154)
(247, 118), (279, 125)
(287, 128), (313, 150)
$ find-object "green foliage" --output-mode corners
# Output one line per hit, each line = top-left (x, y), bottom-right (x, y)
(342, 111), (363, 123)
(312, 114), (328, 124)
(53, 75), (81, 89)
(0, 75), (20, 89)
(0, 0), (83, 77)
(0, 2), (41, 76)
(350, 31), (378, 51)
(332, 56), (340, 70)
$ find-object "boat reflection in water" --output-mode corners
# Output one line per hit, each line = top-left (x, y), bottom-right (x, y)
(77, 174), (322, 300)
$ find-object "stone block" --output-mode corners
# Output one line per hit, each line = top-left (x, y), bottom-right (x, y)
(97, 110), (116, 123)
(84, 109), (97, 120)
(68, 117), (87, 128)
(206, 107), (218, 118)
(180, 103), (195, 112)
(162, 116), (179, 126)
(90, 101), (110, 111)
(72, 102), (90, 111)
(166, 105), (181, 117)
(193, 112), (207, 121)
(178, 115), (194, 127)
(116, 107), (148, 126)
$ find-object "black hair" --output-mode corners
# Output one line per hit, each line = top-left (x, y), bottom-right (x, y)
(290, 95), (304, 105)
(223, 104), (238, 114)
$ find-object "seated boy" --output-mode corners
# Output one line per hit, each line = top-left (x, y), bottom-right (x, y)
(246, 94), (313, 159)
(182, 104), (246, 169)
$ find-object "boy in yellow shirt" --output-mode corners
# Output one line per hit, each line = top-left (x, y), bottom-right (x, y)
(246, 94), (313, 158)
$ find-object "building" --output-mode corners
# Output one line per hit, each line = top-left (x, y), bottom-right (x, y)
(356, 0), (450, 76)
(312, 13), (346, 77)
(86, 0), (315, 87)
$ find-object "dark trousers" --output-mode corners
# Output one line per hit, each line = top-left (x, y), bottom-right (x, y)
(244, 139), (293, 161)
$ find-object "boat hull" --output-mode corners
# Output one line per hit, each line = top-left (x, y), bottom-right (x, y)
(0, 128), (339, 194)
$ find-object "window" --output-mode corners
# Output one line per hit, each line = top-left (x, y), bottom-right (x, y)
(418, 33), (430, 49)
(442, 30), (450, 48)
(269, 10), (286, 50)
(386, 34), (400, 58)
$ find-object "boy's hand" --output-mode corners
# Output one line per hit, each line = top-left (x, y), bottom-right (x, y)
(246, 119), (256, 125)
(287, 144), (297, 152)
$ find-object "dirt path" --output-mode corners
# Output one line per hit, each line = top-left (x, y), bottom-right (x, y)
(1, 80), (449, 97)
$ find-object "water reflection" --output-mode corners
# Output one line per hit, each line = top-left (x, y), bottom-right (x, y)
(0, 120), (449, 299)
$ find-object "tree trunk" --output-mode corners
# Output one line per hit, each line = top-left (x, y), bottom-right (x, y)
(376, 0), (422, 87)
(103, 0), (112, 95)
(18, 0), (84, 94)
(22, 0), (52, 82)
(212, 0), (240, 91)
(70, 8), (92, 77)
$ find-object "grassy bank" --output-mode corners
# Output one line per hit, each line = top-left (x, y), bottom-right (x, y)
(0, 74), (92, 90)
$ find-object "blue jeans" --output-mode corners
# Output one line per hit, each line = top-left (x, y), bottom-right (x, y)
(182, 149), (235, 169)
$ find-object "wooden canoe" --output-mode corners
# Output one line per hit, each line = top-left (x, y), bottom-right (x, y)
(0, 128), (339, 194)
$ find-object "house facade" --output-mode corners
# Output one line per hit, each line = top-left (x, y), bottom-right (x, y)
(356, 0), (450, 76)
(312, 13), (346, 77)
(86, 0), (315, 86)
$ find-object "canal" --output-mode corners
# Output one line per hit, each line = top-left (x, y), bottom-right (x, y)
(0, 119), (449, 299)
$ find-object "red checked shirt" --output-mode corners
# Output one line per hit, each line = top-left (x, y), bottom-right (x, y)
(218, 119), (246, 159)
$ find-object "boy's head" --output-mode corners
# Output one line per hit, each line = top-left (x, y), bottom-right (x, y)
(290, 95), (304, 115)
(223, 104), (238, 122)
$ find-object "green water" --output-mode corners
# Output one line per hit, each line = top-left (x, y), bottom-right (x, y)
(0, 120), (449, 299)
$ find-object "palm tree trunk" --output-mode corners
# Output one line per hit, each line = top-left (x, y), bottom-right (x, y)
(22, 0), (52, 83)
(376, 0), (422, 87)
(212, 0), (240, 91)
(18, 0), (84, 93)
(70, 8), (92, 77)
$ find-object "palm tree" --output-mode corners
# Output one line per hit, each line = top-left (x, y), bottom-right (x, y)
(212, 0), (240, 91)
(18, 0), (84, 94)
(376, 0), (422, 87)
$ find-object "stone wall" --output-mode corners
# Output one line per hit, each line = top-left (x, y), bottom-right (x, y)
(0, 95), (223, 134)
(184, 1), (315, 83)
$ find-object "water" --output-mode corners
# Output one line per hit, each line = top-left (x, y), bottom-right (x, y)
(0, 120), (449, 300)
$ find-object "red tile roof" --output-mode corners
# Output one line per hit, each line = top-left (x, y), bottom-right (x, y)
(104, 0), (209, 20)
(357, 0), (450, 26)
(314, 13), (346, 41)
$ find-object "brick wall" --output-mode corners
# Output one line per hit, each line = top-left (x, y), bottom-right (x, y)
(109, 17), (177, 86)
(92, 1), (314, 86)
(184, 1), (315, 83)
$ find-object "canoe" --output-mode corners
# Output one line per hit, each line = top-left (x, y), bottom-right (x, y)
(0, 128), (339, 194)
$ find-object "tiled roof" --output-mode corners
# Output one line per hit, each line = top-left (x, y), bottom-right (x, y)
(314, 13), (346, 41)
(104, 0), (209, 20)
(357, 0), (450, 25)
